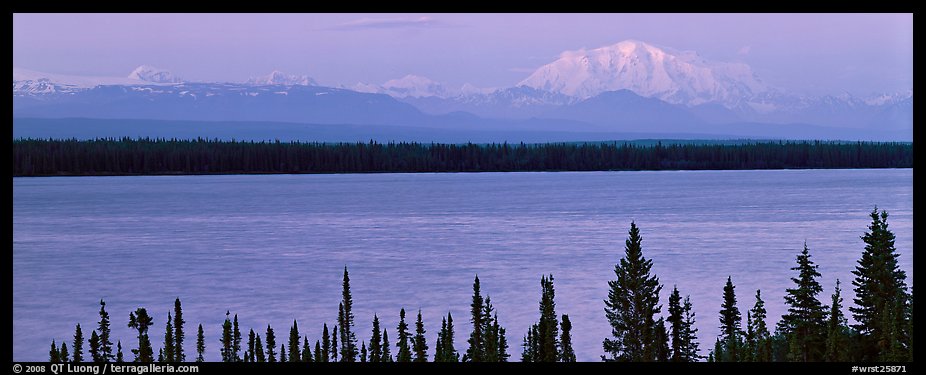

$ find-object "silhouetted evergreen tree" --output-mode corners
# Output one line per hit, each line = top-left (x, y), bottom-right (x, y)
(396, 308), (412, 362)
(435, 312), (459, 362)
(288, 320), (300, 362)
(653, 317), (670, 361)
(851, 208), (909, 361)
(717, 276), (742, 362)
(246, 329), (255, 362)
(369, 314), (382, 362)
(331, 327), (338, 362)
(279, 344), (286, 363)
(780, 242), (827, 361)
(536, 275), (560, 362)
(128, 307), (155, 362)
(339, 267), (358, 362)
(465, 275), (486, 362)
(381, 329), (392, 362)
(825, 280), (851, 361)
(163, 313), (175, 362)
(413, 309), (428, 362)
(232, 314), (242, 362)
(361, 342), (367, 362)
(50, 340), (60, 363)
(88, 331), (101, 362)
(116, 341), (124, 363)
(559, 315), (575, 362)
(748, 290), (772, 362)
(313, 341), (322, 363)
(265, 325), (276, 363)
(220, 312), (233, 362)
(255, 333), (265, 362)
(196, 325), (205, 362)
(98, 299), (114, 362)
(60, 342), (69, 362)
(173, 298), (185, 362)
(604, 221), (663, 362)
(72, 323), (84, 363)
(321, 323), (330, 362)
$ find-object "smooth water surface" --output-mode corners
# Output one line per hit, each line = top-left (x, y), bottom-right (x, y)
(13, 169), (913, 361)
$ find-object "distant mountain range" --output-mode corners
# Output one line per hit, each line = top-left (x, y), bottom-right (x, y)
(13, 40), (912, 141)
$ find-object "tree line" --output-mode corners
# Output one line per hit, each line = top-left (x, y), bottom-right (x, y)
(45, 208), (911, 363)
(13, 138), (912, 176)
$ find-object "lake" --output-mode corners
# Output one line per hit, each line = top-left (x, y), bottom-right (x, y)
(13, 169), (913, 361)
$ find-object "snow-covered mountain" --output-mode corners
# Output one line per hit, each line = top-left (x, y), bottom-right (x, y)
(128, 65), (182, 83)
(519, 40), (768, 108)
(353, 75), (460, 98)
(13, 67), (159, 95)
(247, 70), (317, 86)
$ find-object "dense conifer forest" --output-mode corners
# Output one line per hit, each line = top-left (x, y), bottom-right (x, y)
(42, 208), (912, 363)
(13, 138), (912, 176)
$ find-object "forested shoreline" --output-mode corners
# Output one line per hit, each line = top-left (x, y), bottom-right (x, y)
(13, 138), (912, 176)
(41, 208), (912, 363)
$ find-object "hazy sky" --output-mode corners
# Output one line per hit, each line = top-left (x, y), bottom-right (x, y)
(13, 13), (912, 95)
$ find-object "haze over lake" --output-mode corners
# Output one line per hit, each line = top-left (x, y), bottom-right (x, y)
(13, 168), (912, 361)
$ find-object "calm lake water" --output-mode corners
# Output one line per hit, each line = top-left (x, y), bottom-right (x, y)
(13, 169), (913, 361)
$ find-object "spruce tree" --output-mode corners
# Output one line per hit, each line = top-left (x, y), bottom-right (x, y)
(361, 342), (367, 362)
(164, 313), (175, 362)
(173, 298), (185, 362)
(413, 309), (428, 362)
(331, 327), (338, 362)
(680, 296), (701, 361)
(247, 329), (255, 363)
(521, 327), (534, 362)
(195, 324), (205, 362)
(60, 342), (70, 362)
(127, 307), (155, 362)
(466, 275), (485, 362)
(483, 298), (498, 362)
(288, 320), (301, 362)
(220, 312), (232, 362)
(321, 323), (330, 362)
(116, 341), (124, 363)
(89, 331), (101, 362)
(396, 308), (412, 362)
(559, 314), (576, 362)
(98, 299), (114, 362)
(381, 328), (392, 362)
(667, 286), (685, 361)
(496, 317), (510, 362)
(780, 242), (827, 362)
(265, 324), (276, 363)
(603, 221), (663, 362)
(748, 290), (771, 362)
(50, 340), (60, 363)
(534, 274), (560, 362)
(255, 333), (265, 362)
(72, 323), (84, 363)
(158, 349), (164, 363)
(279, 344), (286, 363)
(824, 280), (851, 362)
(313, 341), (322, 363)
(445, 313), (458, 362)
(339, 267), (358, 362)
(369, 314), (382, 362)
(851, 208), (909, 361)
(232, 314), (242, 362)
(718, 276), (742, 362)
(653, 317), (670, 362)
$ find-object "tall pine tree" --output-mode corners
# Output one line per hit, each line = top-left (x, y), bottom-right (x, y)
(265, 324), (276, 363)
(748, 290), (772, 362)
(163, 313), (175, 362)
(851, 208), (909, 361)
(288, 320), (300, 362)
(196, 324), (205, 362)
(413, 309), (428, 362)
(603, 221), (663, 362)
(127, 307), (155, 362)
(369, 314), (382, 362)
(339, 267), (358, 362)
(824, 280), (851, 362)
(72, 323), (84, 363)
(780, 242), (827, 362)
(220, 312), (233, 362)
(717, 276), (742, 362)
(396, 308), (412, 362)
(98, 299), (114, 362)
(465, 275), (485, 362)
(559, 314), (576, 362)
(89, 331), (101, 362)
(173, 298), (185, 362)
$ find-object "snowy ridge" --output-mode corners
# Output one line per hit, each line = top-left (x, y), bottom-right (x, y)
(247, 70), (317, 86)
(518, 40), (768, 108)
(128, 65), (182, 83)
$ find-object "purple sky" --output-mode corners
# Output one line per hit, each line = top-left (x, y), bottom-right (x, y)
(12, 13), (912, 95)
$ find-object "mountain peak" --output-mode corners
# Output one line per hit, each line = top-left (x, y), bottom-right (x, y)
(128, 65), (181, 83)
(248, 70), (317, 86)
(519, 40), (767, 108)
